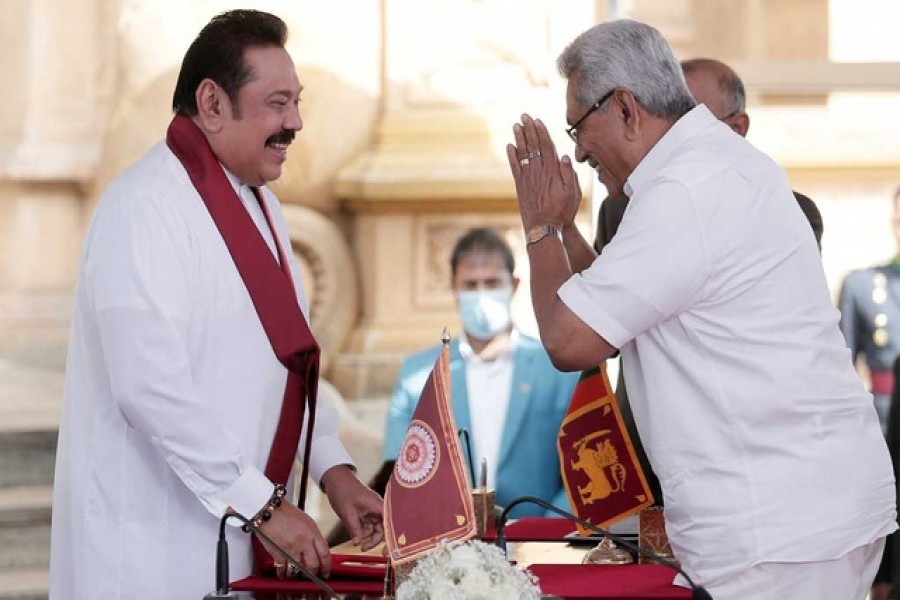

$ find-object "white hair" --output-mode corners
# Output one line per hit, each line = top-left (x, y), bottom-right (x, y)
(557, 19), (696, 119)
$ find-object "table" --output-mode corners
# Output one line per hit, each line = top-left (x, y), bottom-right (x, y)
(230, 520), (693, 599)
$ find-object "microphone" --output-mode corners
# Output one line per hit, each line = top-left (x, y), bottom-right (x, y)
(216, 510), (341, 600)
(458, 427), (476, 485)
(494, 496), (712, 600)
(203, 513), (251, 599)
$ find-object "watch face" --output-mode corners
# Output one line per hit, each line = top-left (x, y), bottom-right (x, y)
(527, 224), (560, 245)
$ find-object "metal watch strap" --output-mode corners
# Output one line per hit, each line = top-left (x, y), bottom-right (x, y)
(525, 224), (562, 247)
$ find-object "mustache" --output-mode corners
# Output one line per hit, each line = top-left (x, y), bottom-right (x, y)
(265, 129), (296, 145)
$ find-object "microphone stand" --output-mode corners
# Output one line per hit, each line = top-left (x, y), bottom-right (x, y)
(457, 427), (476, 486)
(494, 496), (712, 600)
(203, 513), (249, 599)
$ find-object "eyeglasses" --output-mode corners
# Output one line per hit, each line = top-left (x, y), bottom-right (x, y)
(565, 88), (616, 144)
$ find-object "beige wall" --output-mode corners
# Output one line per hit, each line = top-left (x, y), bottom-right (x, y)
(2, 0), (900, 401)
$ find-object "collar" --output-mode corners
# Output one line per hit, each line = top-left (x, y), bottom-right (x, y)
(458, 328), (519, 363)
(222, 166), (252, 199)
(624, 105), (717, 198)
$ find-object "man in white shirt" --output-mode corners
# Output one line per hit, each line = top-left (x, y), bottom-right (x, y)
(505, 19), (896, 598)
(50, 10), (382, 598)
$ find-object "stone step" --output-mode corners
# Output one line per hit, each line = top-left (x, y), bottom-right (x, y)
(0, 432), (56, 490)
(0, 357), (64, 436)
(0, 487), (52, 574)
(0, 355), (63, 492)
(0, 569), (48, 600)
(0, 294), (65, 600)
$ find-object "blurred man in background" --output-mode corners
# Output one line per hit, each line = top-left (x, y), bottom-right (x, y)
(838, 186), (900, 598)
(383, 228), (580, 517)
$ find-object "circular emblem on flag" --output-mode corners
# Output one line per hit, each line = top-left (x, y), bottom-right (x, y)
(395, 421), (439, 488)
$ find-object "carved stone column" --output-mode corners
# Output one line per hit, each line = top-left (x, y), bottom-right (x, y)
(0, 0), (115, 367)
(332, 0), (598, 400)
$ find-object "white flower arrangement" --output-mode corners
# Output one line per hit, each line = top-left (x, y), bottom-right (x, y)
(395, 538), (542, 600)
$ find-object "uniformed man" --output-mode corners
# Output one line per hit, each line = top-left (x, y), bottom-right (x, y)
(838, 186), (900, 435)
(838, 186), (900, 600)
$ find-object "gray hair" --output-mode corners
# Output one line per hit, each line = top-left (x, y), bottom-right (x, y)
(557, 20), (695, 119)
(681, 58), (746, 116)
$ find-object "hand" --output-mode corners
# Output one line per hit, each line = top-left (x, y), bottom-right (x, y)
(506, 114), (583, 232)
(322, 465), (384, 551)
(870, 582), (892, 600)
(257, 502), (332, 578)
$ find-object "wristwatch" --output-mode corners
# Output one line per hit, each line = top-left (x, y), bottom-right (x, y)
(525, 224), (563, 247)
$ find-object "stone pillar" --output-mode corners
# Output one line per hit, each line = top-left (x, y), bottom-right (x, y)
(0, 0), (115, 367)
(332, 0), (597, 399)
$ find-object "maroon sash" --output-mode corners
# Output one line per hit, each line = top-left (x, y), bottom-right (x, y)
(166, 115), (319, 571)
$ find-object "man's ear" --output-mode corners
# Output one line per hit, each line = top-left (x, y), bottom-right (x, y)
(511, 274), (521, 295)
(617, 89), (641, 141)
(728, 113), (750, 137)
(194, 78), (224, 133)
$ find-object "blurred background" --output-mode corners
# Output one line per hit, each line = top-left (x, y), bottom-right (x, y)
(1, 0), (898, 597)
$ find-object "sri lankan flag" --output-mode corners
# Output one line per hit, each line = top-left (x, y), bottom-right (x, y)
(384, 343), (476, 564)
(558, 363), (653, 536)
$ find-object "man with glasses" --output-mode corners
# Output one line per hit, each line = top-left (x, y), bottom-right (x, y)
(507, 19), (894, 598)
(590, 57), (826, 525)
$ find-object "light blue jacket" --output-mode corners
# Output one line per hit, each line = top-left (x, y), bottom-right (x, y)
(383, 333), (580, 518)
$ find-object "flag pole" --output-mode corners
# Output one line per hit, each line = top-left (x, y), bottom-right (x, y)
(383, 324), (477, 565)
(381, 556), (393, 599)
(479, 457), (489, 536)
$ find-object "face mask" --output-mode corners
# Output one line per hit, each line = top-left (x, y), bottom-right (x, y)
(456, 287), (513, 340)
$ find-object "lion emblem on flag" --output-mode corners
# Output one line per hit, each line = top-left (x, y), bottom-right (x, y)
(571, 429), (627, 504)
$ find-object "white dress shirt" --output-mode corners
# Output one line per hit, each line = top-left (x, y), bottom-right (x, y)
(559, 106), (896, 586)
(459, 330), (517, 489)
(49, 141), (352, 598)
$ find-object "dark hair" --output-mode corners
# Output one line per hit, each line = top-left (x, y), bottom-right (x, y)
(450, 228), (515, 278)
(171, 9), (288, 117)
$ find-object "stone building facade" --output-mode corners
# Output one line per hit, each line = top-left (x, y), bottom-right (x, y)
(1, 1), (899, 592)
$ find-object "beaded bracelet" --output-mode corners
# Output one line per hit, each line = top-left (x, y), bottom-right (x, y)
(242, 483), (287, 532)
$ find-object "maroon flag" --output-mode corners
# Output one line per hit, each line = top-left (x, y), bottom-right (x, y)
(384, 344), (476, 564)
(558, 364), (653, 536)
